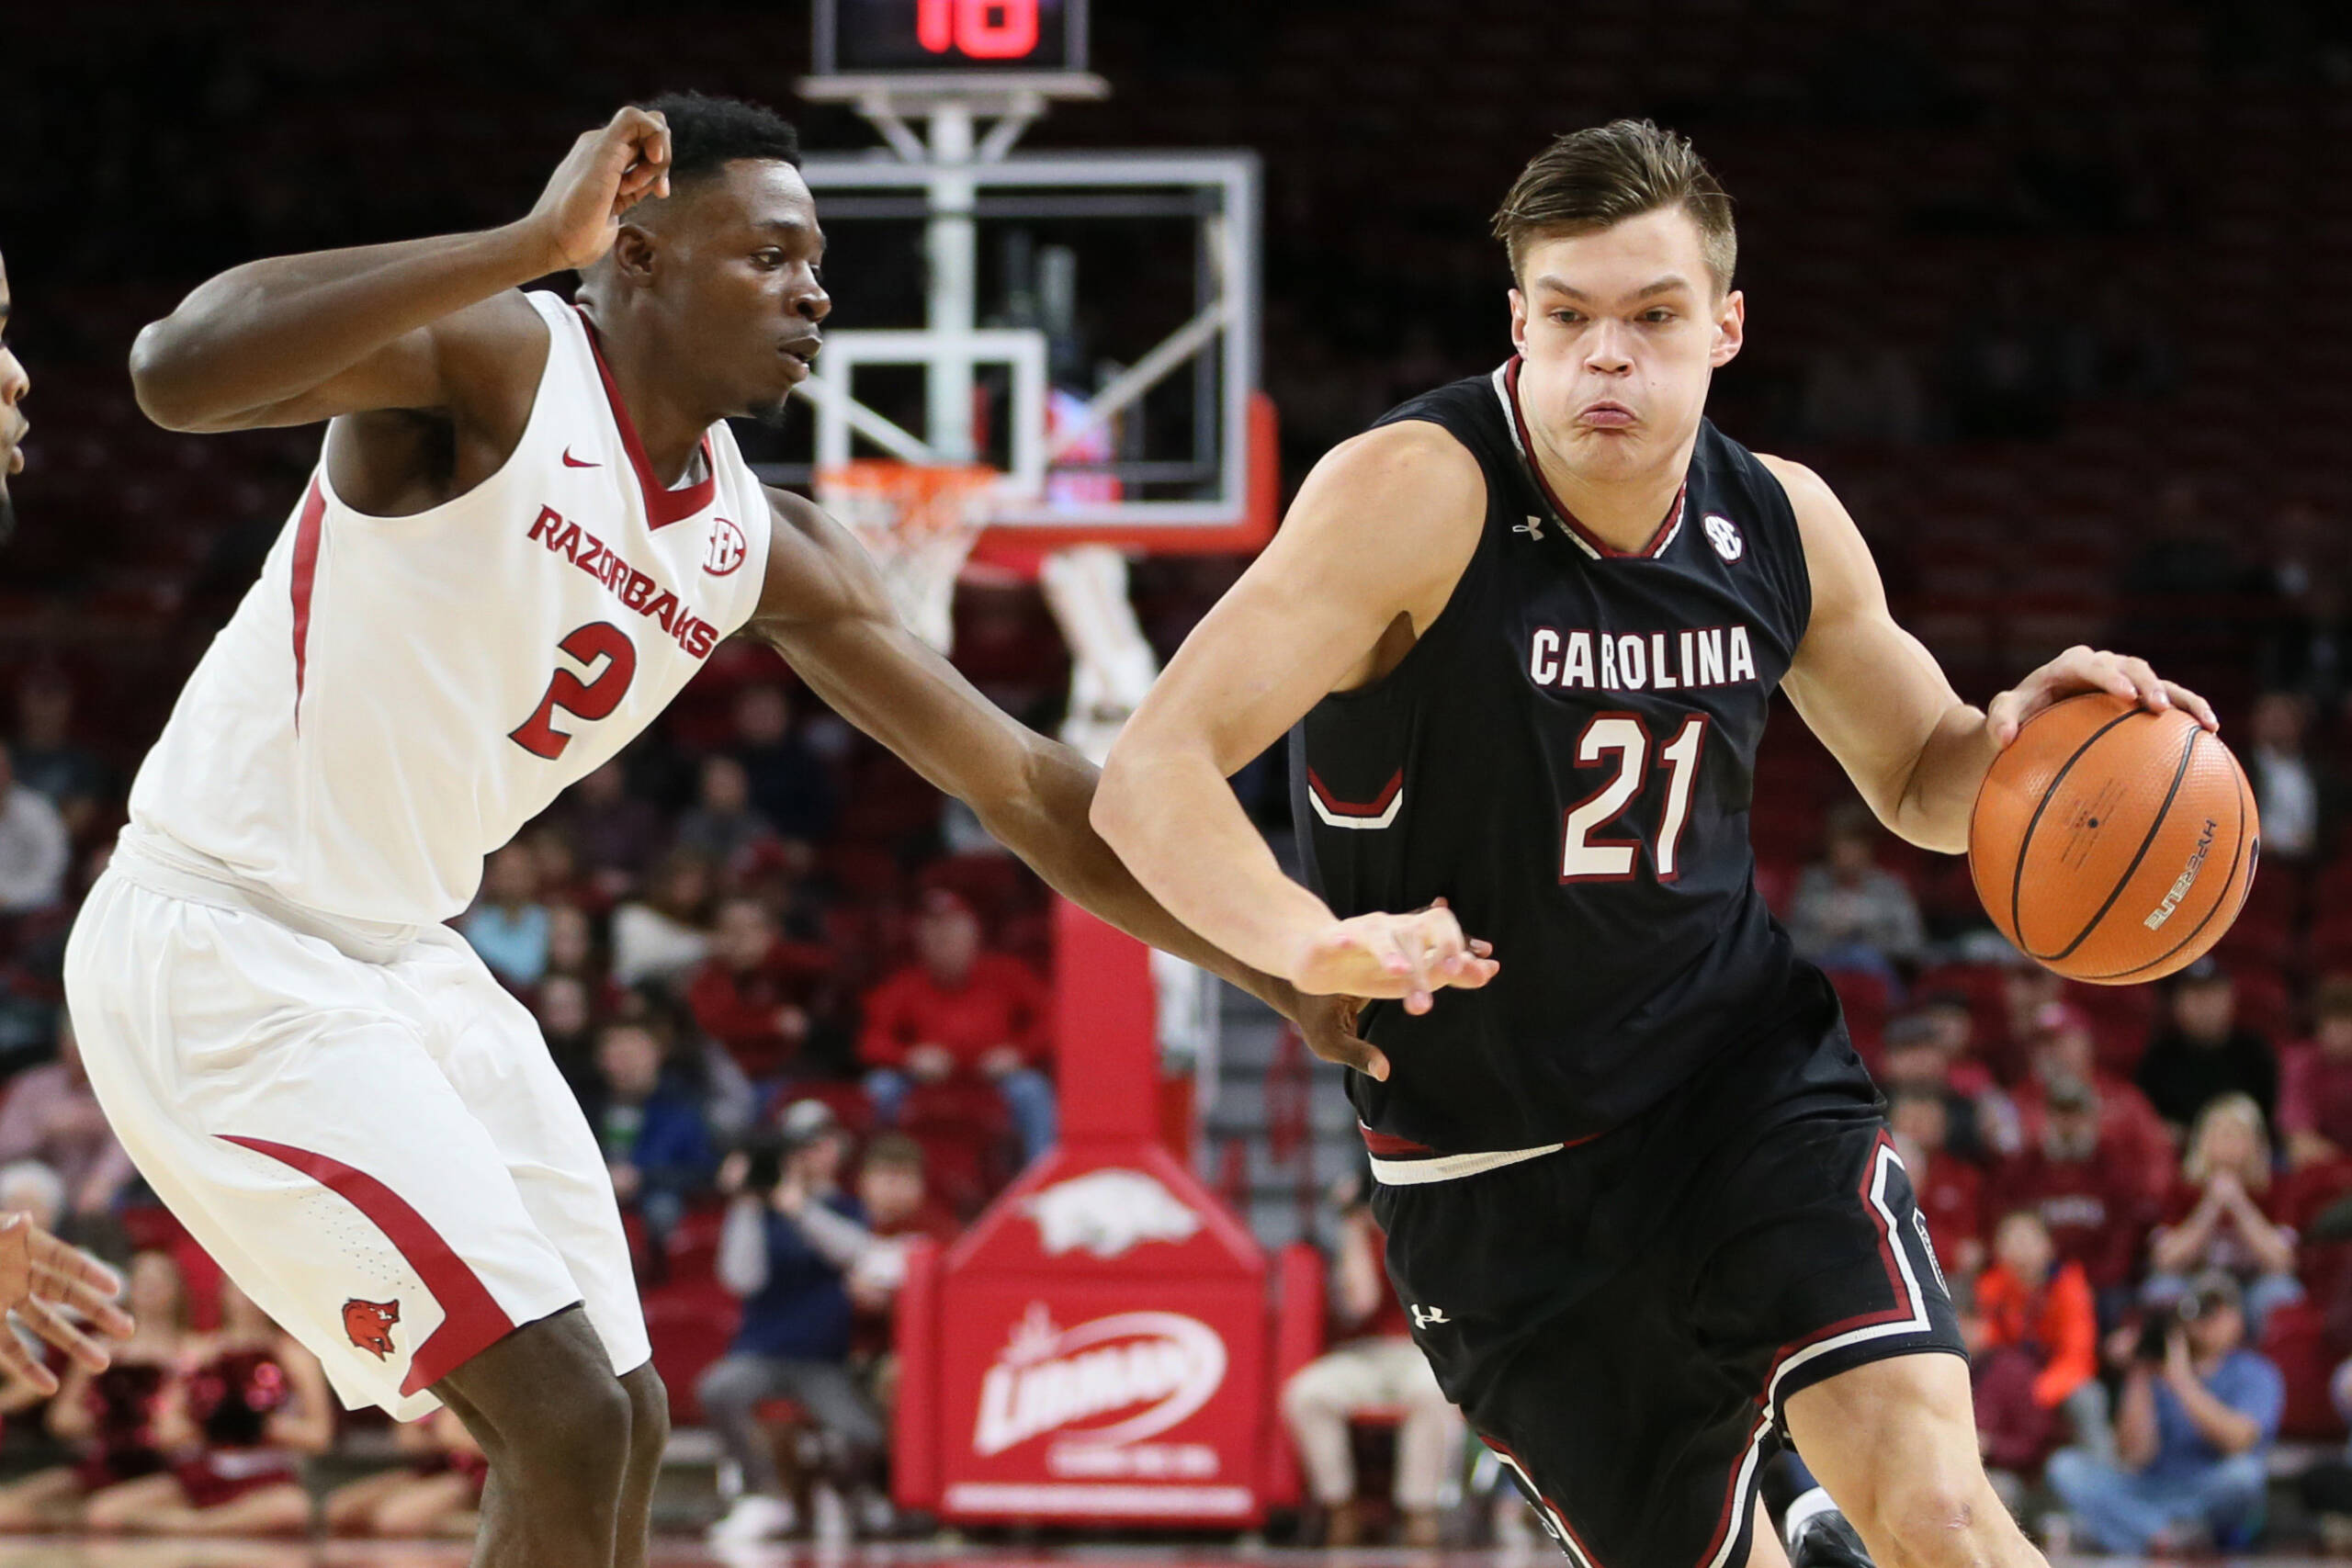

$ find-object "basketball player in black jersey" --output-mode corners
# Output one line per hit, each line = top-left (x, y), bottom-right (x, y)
(1096, 122), (2217, 1568)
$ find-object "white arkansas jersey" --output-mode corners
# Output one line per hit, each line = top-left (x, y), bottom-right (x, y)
(126, 290), (773, 926)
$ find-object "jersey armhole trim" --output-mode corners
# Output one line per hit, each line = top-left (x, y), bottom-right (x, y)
(1314, 415), (1493, 709)
(313, 291), (560, 527)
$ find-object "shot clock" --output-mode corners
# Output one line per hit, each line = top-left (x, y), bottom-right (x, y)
(813, 0), (1088, 76)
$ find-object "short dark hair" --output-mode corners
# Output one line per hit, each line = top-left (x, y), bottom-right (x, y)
(636, 91), (802, 185)
(1491, 119), (1736, 295)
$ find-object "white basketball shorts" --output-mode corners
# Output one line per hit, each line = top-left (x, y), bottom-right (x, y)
(62, 831), (648, 1421)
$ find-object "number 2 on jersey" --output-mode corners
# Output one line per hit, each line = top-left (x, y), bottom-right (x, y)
(1560, 713), (1708, 882)
(510, 622), (638, 761)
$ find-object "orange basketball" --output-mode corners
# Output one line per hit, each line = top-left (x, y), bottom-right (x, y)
(1969, 693), (2258, 985)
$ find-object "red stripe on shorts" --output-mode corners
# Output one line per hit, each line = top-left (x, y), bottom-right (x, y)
(222, 1135), (516, 1395)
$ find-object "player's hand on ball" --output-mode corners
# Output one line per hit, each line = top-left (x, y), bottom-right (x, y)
(523, 106), (673, 274)
(1292, 899), (1498, 1018)
(1985, 644), (2218, 749)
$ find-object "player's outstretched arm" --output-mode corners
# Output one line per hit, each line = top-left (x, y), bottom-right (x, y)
(1093, 423), (1500, 1019)
(752, 487), (1347, 1042)
(1771, 456), (2217, 854)
(128, 107), (671, 434)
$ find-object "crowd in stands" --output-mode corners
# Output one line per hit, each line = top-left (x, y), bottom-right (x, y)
(1795, 712), (2352, 1548)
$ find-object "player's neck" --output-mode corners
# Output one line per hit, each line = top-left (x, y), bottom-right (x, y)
(1527, 432), (1691, 554)
(590, 319), (720, 487)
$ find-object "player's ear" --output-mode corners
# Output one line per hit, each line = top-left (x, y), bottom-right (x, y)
(1708, 288), (1745, 368)
(1508, 288), (1530, 355)
(609, 223), (660, 289)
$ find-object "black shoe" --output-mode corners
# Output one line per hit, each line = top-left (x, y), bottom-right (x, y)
(1790, 1508), (1876, 1568)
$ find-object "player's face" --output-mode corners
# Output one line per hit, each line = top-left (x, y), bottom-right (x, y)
(659, 161), (831, 424)
(1508, 209), (1741, 487)
(0, 251), (28, 535)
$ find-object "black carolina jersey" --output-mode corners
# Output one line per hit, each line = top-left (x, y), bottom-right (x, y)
(1290, 358), (1843, 1156)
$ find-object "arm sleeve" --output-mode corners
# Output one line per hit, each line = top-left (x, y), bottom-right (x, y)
(0, 795), (68, 912)
(2030, 1267), (2098, 1408)
(2224, 1353), (2287, 1444)
(788, 1200), (879, 1273)
(716, 1197), (770, 1297)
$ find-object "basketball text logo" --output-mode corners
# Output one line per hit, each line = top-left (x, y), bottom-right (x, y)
(2143, 818), (2218, 931)
(343, 1297), (401, 1360)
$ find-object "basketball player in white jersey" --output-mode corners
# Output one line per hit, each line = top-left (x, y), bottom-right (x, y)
(66, 96), (1467, 1567)
(0, 248), (141, 1387)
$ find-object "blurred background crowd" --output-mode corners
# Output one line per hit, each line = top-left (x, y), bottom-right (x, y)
(3, 0), (2352, 1547)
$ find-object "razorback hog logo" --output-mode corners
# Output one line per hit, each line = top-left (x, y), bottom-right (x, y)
(973, 1303), (1227, 1456)
(343, 1298), (401, 1360)
(1022, 1168), (1202, 1259)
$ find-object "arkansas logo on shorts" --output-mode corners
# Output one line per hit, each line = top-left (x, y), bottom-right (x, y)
(343, 1297), (401, 1360)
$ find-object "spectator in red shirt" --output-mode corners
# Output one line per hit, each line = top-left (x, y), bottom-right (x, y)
(2008, 1002), (2175, 1200)
(1889, 1089), (1984, 1286)
(1990, 1076), (2154, 1307)
(2146, 1092), (2302, 1333)
(1971, 1210), (2109, 1478)
(860, 889), (1057, 1162)
(2279, 976), (2352, 1174)
(687, 897), (833, 1089)
(1281, 1180), (1461, 1547)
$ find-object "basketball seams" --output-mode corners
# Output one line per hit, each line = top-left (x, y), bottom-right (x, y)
(2007, 704), (2142, 958)
(2043, 722), (2199, 964)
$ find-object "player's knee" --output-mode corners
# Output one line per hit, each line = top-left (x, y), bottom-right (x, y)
(623, 1362), (671, 1471)
(503, 1370), (635, 1492)
(1863, 1475), (2002, 1568)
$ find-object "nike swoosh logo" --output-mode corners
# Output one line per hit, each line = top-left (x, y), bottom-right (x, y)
(561, 448), (600, 468)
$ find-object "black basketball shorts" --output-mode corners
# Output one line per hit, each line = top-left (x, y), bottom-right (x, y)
(1371, 1023), (1965, 1568)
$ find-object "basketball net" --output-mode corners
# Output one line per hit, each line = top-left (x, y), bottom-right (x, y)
(814, 459), (1000, 654)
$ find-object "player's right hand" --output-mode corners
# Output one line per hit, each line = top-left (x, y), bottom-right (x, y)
(522, 107), (674, 275)
(1289, 899), (1498, 1017)
(0, 1213), (135, 1395)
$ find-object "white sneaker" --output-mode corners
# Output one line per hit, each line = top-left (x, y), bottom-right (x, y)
(707, 1493), (797, 1544)
(810, 1481), (853, 1547)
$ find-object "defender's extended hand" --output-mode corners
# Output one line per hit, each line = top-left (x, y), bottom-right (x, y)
(1985, 644), (2218, 749)
(522, 107), (673, 275)
(1290, 899), (1498, 1017)
(1293, 991), (1386, 1081)
(0, 1213), (134, 1394)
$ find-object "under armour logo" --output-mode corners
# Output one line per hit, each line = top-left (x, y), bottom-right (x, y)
(1514, 515), (1547, 541)
(1409, 1303), (1451, 1329)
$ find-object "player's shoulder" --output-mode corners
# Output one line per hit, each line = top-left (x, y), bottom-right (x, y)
(404, 289), (553, 426)
(1302, 418), (1487, 525)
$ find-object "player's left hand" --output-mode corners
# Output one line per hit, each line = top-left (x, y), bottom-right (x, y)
(1985, 644), (2219, 749)
(1292, 990), (1385, 1081)
(0, 1213), (135, 1395)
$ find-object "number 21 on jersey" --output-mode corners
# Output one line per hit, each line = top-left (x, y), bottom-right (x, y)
(1560, 713), (1708, 882)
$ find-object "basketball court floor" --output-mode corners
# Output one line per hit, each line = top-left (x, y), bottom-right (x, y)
(0, 1543), (2251, 1568)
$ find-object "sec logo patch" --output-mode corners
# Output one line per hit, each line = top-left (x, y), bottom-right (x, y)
(705, 516), (748, 576)
(1703, 513), (1744, 562)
